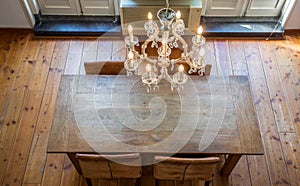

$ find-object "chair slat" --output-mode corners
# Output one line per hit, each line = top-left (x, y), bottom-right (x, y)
(75, 153), (142, 186)
(154, 156), (220, 182)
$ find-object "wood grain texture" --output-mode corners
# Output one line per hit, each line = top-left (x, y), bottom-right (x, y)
(64, 40), (83, 75)
(214, 40), (232, 76)
(41, 154), (65, 186)
(247, 155), (271, 185)
(279, 132), (300, 186)
(0, 31), (30, 183)
(260, 41), (295, 133)
(2, 90), (43, 185)
(245, 41), (290, 185)
(0, 31), (299, 186)
(48, 75), (262, 156)
(23, 40), (70, 184)
(80, 40), (98, 75)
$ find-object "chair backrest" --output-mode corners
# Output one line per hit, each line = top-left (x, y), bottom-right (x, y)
(75, 153), (142, 179)
(84, 61), (212, 77)
(84, 61), (127, 75)
(154, 156), (220, 181)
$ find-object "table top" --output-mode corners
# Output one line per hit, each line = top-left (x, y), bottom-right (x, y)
(47, 75), (264, 156)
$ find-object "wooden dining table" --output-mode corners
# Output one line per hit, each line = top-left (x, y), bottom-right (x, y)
(47, 74), (264, 184)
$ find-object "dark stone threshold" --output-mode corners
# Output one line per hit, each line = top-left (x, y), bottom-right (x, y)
(33, 15), (285, 39)
(33, 15), (121, 37)
(201, 17), (285, 39)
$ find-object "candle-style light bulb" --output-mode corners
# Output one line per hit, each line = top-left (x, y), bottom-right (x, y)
(177, 64), (184, 82)
(197, 26), (203, 35)
(128, 51), (134, 69)
(146, 63), (152, 79)
(176, 11), (181, 20)
(128, 24), (133, 34)
(196, 26), (203, 44)
(178, 64), (184, 72)
(128, 24), (134, 44)
(199, 48), (205, 56)
(146, 63), (151, 72)
(128, 51), (134, 59)
(148, 12), (153, 21)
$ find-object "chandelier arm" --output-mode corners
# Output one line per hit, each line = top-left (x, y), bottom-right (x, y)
(164, 71), (173, 84)
(183, 56), (194, 67)
(171, 21), (188, 54)
(170, 57), (186, 63)
(142, 23), (160, 57)
(143, 57), (157, 64)
(156, 73), (164, 84)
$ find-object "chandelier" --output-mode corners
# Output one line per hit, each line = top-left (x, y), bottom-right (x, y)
(124, 0), (206, 91)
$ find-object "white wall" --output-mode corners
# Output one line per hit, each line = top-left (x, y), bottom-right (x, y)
(284, 0), (300, 29)
(0, 0), (31, 28)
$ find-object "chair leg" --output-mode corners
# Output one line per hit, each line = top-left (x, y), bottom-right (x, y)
(204, 181), (211, 186)
(85, 178), (93, 186)
(135, 178), (141, 186)
(155, 179), (159, 186)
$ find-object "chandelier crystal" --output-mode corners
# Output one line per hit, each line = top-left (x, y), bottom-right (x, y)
(124, 0), (206, 92)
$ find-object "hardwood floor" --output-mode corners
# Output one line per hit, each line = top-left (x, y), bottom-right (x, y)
(0, 30), (299, 186)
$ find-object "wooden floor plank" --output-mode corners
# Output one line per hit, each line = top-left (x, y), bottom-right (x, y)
(0, 30), (15, 73)
(244, 40), (290, 185)
(0, 89), (29, 184)
(230, 156), (252, 186)
(280, 132), (300, 186)
(97, 39), (113, 61)
(247, 155), (271, 185)
(111, 40), (126, 62)
(0, 31), (29, 128)
(2, 90), (43, 185)
(64, 40), (84, 75)
(23, 40), (70, 184)
(289, 35), (300, 74)
(41, 154), (65, 186)
(80, 40), (98, 74)
(0, 32), (30, 184)
(1, 38), (54, 185)
(228, 40), (248, 72)
(0, 31), (29, 88)
(214, 40), (232, 76)
(277, 64), (300, 136)
(203, 40), (218, 75)
(259, 41), (295, 133)
(60, 155), (81, 186)
(28, 39), (56, 91)
(274, 37), (300, 139)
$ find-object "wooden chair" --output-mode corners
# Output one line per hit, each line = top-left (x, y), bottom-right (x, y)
(154, 156), (220, 186)
(84, 61), (212, 76)
(75, 153), (142, 186)
(84, 61), (127, 75)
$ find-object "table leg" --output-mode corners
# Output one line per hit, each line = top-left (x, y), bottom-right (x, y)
(67, 152), (82, 175)
(220, 154), (242, 177)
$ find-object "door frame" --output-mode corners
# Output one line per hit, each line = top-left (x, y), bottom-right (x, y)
(202, 0), (250, 16)
(201, 0), (296, 25)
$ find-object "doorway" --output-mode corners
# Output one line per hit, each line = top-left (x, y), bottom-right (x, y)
(203, 0), (286, 17)
(201, 0), (288, 38)
(33, 0), (121, 36)
(37, 0), (116, 16)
